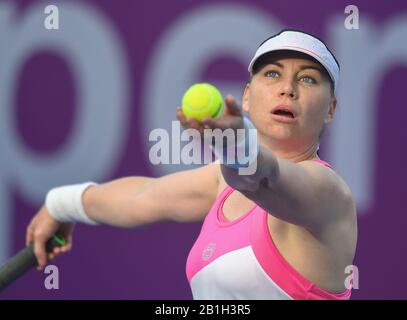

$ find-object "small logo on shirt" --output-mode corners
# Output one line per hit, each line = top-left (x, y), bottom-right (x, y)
(202, 243), (217, 261)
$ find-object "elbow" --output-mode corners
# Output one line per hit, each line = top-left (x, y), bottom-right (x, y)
(219, 165), (256, 191)
(220, 155), (279, 193)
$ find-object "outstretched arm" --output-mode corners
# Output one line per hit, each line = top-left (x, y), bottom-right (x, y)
(200, 95), (355, 234)
(26, 162), (220, 268)
(222, 148), (354, 233)
(83, 162), (220, 227)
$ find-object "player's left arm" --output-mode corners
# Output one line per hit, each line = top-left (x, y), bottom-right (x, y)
(221, 147), (356, 234)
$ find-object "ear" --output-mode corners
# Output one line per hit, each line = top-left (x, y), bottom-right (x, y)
(324, 97), (337, 124)
(242, 83), (250, 113)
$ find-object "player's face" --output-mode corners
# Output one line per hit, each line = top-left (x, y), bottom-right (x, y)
(243, 52), (336, 149)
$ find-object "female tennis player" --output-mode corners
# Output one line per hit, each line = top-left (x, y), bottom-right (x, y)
(26, 29), (357, 300)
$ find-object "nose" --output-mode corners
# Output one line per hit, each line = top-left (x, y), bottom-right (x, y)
(278, 79), (297, 99)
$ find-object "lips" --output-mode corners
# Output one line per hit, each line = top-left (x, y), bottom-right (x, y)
(270, 104), (297, 123)
(273, 109), (295, 118)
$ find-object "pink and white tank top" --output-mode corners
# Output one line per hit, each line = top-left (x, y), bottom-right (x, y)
(185, 159), (352, 300)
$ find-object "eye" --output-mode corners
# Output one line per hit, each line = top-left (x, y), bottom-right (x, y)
(300, 76), (317, 84)
(264, 70), (280, 78)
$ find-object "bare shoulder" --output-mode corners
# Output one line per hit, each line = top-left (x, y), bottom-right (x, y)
(299, 160), (355, 210)
(299, 160), (357, 235)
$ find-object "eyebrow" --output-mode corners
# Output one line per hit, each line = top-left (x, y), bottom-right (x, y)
(266, 62), (324, 74)
(298, 64), (324, 73)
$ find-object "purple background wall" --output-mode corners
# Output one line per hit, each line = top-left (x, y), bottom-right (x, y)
(0, 0), (406, 299)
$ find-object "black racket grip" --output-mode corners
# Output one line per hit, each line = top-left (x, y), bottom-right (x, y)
(0, 236), (65, 292)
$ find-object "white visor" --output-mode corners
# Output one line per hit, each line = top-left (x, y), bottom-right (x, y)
(248, 30), (339, 95)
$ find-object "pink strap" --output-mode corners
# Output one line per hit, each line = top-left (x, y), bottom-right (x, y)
(312, 159), (334, 170)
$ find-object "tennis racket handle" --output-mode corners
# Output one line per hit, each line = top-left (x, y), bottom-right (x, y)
(0, 236), (64, 292)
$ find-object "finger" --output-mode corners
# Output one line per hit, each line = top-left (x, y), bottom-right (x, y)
(176, 107), (186, 121)
(59, 242), (72, 252)
(186, 118), (204, 132)
(224, 95), (243, 116)
(177, 108), (191, 128)
(202, 117), (227, 130)
(53, 247), (62, 255)
(26, 226), (34, 246)
(177, 108), (200, 129)
(33, 234), (48, 269)
(64, 243), (72, 252)
(202, 117), (218, 129)
(178, 116), (189, 129)
(177, 107), (200, 125)
(63, 232), (73, 250)
(65, 239), (73, 251)
(179, 118), (205, 134)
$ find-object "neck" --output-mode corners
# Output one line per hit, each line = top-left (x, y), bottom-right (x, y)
(259, 135), (320, 163)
